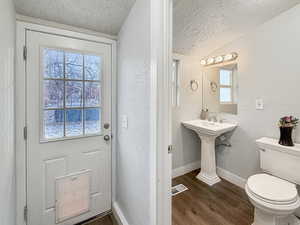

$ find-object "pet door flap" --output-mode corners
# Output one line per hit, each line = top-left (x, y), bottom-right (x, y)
(55, 170), (91, 223)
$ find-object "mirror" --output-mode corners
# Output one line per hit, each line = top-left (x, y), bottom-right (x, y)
(203, 63), (238, 115)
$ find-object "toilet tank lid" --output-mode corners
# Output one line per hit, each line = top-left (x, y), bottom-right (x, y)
(256, 137), (300, 157)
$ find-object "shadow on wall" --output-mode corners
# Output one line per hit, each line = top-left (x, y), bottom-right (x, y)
(179, 126), (201, 167)
(216, 124), (261, 178)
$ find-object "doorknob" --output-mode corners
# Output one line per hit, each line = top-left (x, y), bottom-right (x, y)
(104, 135), (110, 141)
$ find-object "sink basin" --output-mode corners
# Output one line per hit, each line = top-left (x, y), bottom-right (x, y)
(182, 120), (238, 136)
(182, 120), (238, 186)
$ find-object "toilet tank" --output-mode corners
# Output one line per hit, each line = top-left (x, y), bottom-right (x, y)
(256, 137), (300, 185)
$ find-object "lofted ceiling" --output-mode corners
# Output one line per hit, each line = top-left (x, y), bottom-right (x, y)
(173, 0), (300, 56)
(14, 0), (136, 36)
(13, 0), (300, 51)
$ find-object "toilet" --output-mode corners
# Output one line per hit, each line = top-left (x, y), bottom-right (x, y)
(246, 137), (300, 225)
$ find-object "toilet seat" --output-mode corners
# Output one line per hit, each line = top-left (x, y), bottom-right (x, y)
(246, 174), (298, 205)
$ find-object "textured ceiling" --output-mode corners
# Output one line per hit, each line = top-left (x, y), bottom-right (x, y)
(14, 0), (136, 35)
(173, 0), (300, 56)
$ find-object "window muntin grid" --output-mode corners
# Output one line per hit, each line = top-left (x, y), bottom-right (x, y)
(219, 69), (233, 104)
(42, 48), (102, 141)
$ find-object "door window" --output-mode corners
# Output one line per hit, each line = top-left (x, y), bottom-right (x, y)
(42, 48), (102, 140)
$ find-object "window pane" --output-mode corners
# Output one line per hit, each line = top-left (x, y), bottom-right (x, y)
(172, 61), (177, 82)
(172, 60), (179, 107)
(220, 69), (232, 85)
(66, 52), (83, 80)
(85, 55), (101, 80)
(220, 88), (232, 103)
(66, 81), (83, 108)
(66, 109), (83, 137)
(44, 110), (64, 139)
(44, 80), (64, 109)
(44, 49), (64, 79)
(84, 108), (101, 134)
(85, 82), (101, 107)
(42, 50), (106, 140)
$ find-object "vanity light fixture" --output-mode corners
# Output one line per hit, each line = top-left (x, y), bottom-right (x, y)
(200, 52), (238, 67)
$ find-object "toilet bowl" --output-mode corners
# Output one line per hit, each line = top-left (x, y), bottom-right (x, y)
(246, 174), (300, 225)
(247, 138), (300, 225)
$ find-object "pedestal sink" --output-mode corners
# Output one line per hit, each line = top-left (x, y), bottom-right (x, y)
(182, 120), (238, 186)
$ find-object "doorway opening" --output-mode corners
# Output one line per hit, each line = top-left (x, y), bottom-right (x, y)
(16, 22), (117, 225)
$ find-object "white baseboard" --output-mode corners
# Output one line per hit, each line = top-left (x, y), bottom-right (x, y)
(172, 161), (201, 178)
(112, 202), (130, 225)
(216, 167), (246, 189)
(172, 161), (246, 189)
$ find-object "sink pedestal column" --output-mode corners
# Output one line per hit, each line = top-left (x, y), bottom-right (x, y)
(196, 135), (221, 186)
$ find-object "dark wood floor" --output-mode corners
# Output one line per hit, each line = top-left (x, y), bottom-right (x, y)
(79, 214), (116, 225)
(172, 170), (254, 225)
(78, 169), (253, 225)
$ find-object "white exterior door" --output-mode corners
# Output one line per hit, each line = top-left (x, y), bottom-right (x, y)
(26, 30), (112, 225)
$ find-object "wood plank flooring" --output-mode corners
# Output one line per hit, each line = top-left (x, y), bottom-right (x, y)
(77, 169), (253, 225)
(172, 170), (254, 225)
(78, 214), (116, 225)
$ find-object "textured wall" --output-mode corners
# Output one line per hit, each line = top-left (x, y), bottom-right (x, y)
(0, 0), (15, 224)
(205, 4), (300, 179)
(116, 0), (151, 224)
(172, 55), (202, 170)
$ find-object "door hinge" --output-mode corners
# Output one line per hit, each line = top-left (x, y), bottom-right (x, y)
(23, 46), (27, 61)
(23, 126), (27, 140)
(168, 145), (173, 154)
(24, 205), (28, 222)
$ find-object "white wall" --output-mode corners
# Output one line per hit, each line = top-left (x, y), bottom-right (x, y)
(205, 4), (300, 179)
(172, 55), (202, 170)
(116, 0), (151, 224)
(0, 0), (15, 224)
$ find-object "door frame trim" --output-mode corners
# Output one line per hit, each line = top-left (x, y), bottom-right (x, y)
(150, 0), (173, 225)
(16, 21), (117, 225)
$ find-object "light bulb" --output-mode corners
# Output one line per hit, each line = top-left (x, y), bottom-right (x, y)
(215, 56), (224, 63)
(207, 57), (214, 65)
(200, 59), (207, 65)
(224, 52), (238, 61)
(224, 54), (234, 61)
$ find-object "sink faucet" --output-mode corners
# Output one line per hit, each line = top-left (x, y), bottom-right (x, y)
(208, 112), (218, 122)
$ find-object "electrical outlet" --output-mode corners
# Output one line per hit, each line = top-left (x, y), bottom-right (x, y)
(256, 98), (264, 110)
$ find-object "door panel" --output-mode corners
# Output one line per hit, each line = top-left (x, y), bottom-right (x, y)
(26, 30), (112, 225)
